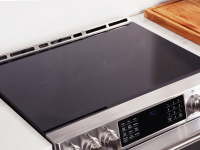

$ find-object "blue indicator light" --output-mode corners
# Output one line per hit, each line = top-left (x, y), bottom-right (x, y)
(149, 110), (156, 116)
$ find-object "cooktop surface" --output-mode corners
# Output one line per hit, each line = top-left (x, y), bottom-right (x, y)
(1, 22), (200, 135)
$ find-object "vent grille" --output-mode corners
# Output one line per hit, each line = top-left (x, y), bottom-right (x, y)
(39, 43), (48, 48)
(73, 32), (82, 38)
(0, 55), (7, 61)
(51, 36), (71, 45)
(10, 47), (35, 57)
(86, 25), (107, 34)
(108, 18), (128, 27)
(0, 17), (131, 63)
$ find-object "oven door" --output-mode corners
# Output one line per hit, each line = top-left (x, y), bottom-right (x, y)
(130, 115), (200, 150)
(167, 133), (200, 150)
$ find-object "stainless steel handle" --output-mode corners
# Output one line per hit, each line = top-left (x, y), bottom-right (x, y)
(167, 133), (200, 150)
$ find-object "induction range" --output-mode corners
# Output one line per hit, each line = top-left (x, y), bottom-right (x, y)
(1, 17), (200, 150)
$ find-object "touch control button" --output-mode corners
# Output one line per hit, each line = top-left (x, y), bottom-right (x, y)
(133, 118), (137, 122)
(122, 127), (126, 132)
(129, 130), (133, 134)
(121, 123), (126, 127)
(128, 125), (132, 129)
(129, 134), (134, 140)
(122, 132), (127, 137)
(168, 117), (172, 122)
(123, 137), (128, 143)
(133, 123), (138, 127)
(134, 127), (139, 132)
(179, 113), (183, 117)
(135, 132), (140, 137)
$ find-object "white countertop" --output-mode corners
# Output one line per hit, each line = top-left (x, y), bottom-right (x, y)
(0, 98), (52, 150)
(131, 13), (200, 57)
(1, 13), (200, 150)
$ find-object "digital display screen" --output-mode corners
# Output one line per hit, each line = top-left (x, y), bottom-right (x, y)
(140, 106), (165, 134)
(118, 95), (186, 147)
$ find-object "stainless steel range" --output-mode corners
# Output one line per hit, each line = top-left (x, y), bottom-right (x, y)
(1, 17), (200, 150)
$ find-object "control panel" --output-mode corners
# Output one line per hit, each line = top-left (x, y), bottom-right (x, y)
(118, 95), (186, 147)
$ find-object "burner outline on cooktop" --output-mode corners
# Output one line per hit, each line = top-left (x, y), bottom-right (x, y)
(102, 48), (177, 84)
(58, 44), (100, 64)
(3, 60), (58, 85)
(48, 70), (80, 85)
(34, 85), (94, 116)
(104, 25), (148, 48)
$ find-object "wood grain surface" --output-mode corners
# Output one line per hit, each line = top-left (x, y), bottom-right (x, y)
(144, 0), (200, 45)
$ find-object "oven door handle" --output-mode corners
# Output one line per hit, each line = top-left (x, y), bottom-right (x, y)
(168, 133), (200, 150)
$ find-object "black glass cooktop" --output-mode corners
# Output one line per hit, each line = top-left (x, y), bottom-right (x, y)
(1, 22), (200, 135)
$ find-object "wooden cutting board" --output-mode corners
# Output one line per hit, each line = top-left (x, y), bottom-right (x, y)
(144, 0), (200, 45)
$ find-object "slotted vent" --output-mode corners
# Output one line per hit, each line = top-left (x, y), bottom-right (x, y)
(10, 47), (35, 57)
(51, 36), (71, 45)
(108, 18), (128, 27)
(73, 32), (82, 38)
(0, 55), (7, 61)
(39, 43), (48, 48)
(86, 25), (107, 34)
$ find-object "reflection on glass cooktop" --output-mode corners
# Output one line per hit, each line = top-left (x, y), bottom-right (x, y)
(1, 22), (200, 135)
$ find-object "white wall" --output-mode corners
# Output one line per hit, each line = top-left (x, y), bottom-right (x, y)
(0, 0), (169, 55)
